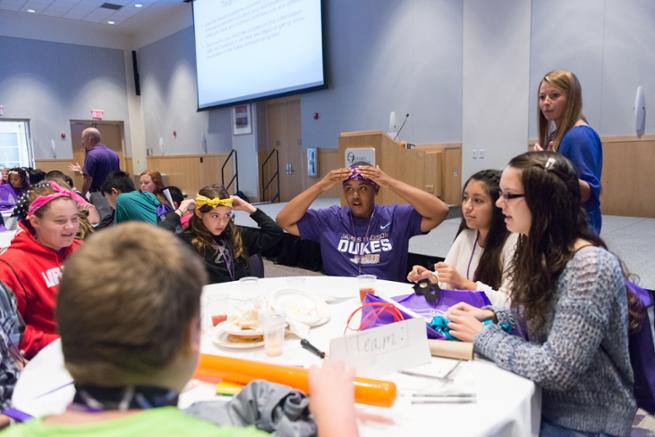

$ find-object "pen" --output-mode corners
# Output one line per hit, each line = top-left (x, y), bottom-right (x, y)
(411, 398), (476, 405)
(300, 338), (325, 359)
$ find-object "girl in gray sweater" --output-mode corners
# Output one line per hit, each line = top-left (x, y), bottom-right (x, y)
(447, 152), (638, 436)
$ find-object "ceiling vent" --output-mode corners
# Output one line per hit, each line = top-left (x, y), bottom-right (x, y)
(100, 2), (123, 10)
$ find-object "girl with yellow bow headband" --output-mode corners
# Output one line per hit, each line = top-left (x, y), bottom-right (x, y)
(179, 185), (283, 284)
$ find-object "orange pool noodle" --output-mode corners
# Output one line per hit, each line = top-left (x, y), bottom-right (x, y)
(195, 353), (397, 408)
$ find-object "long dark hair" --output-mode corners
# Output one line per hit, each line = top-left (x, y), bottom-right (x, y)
(507, 152), (641, 331)
(188, 185), (246, 262)
(456, 169), (510, 289)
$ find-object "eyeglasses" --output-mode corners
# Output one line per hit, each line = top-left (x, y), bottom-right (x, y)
(499, 191), (525, 201)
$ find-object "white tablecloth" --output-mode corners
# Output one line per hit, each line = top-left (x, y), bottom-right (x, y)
(12, 276), (541, 436)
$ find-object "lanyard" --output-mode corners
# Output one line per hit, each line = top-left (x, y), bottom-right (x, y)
(465, 231), (480, 280)
(350, 209), (375, 274)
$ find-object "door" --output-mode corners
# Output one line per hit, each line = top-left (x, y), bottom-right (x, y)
(0, 120), (33, 169)
(70, 121), (126, 189)
(264, 98), (303, 202)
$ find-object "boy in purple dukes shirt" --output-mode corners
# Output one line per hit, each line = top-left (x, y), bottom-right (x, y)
(276, 165), (448, 282)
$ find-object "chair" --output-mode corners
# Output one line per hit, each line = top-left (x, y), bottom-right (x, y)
(247, 254), (265, 278)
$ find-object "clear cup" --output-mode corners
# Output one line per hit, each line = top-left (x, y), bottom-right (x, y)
(239, 276), (259, 298)
(260, 312), (286, 357)
(357, 274), (377, 302)
(203, 293), (228, 330)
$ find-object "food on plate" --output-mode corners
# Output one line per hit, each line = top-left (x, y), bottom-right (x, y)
(229, 308), (259, 330)
(226, 333), (263, 344)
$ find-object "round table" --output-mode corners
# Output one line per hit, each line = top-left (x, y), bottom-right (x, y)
(12, 276), (541, 436)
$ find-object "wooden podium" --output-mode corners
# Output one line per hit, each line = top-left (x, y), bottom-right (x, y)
(338, 130), (442, 205)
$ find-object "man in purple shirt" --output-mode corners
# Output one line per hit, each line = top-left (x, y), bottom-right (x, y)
(276, 165), (449, 282)
(69, 128), (120, 219)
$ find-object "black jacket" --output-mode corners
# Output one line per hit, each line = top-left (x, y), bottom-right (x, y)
(179, 209), (283, 284)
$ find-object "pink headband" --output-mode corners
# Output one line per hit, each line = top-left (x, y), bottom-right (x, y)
(27, 181), (88, 216)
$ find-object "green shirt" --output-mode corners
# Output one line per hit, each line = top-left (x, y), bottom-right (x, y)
(114, 191), (160, 225)
(1, 407), (266, 437)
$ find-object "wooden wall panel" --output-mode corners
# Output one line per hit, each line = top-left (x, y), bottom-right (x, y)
(144, 154), (231, 198)
(415, 144), (461, 204)
(601, 136), (655, 217)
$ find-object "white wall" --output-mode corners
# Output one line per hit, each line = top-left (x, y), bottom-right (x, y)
(300, 0), (463, 149)
(529, 0), (655, 137)
(0, 36), (129, 160)
(462, 0), (531, 180)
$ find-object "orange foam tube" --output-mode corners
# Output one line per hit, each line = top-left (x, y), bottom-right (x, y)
(195, 353), (397, 408)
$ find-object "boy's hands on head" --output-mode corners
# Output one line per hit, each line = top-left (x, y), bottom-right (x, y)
(356, 165), (392, 188)
(318, 168), (351, 192)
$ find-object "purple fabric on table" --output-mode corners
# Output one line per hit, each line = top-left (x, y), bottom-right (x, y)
(626, 280), (655, 414)
(296, 204), (423, 282)
(360, 291), (493, 340)
(82, 144), (120, 192)
(392, 290), (492, 319)
(360, 293), (444, 339)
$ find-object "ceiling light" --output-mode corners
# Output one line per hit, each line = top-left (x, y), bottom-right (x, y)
(135, 3), (143, 7)
(27, 9), (36, 13)
(107, 20), (116, 24)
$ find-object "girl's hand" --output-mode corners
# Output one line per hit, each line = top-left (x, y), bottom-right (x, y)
(230, 196), (256, 214)
(447, 311), (486, 343)
(446, 302), (495, 321)
(407, 265), (437, 283)
(434, 262), (475, 290)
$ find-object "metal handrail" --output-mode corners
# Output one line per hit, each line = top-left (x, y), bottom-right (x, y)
(261, 148), (280, 202)
(221, 149), (239, 193)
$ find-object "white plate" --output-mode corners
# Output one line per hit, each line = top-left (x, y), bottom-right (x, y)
(212, 331), (264, 349)
(215, 320), (263, 336)
(272, 289), (330, 327)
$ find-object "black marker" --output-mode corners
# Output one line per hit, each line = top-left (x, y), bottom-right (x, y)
(300, 338), (325, 359)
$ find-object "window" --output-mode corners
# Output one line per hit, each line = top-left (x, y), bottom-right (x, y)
(0, 120), (33, 169)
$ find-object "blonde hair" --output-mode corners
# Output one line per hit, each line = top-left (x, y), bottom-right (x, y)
(56, 223), (207, 385)
(537, 69), (585, 151)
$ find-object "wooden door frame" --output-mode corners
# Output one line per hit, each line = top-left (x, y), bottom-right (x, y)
(69, 120), (126, 156)
(262, 98), (303, 202)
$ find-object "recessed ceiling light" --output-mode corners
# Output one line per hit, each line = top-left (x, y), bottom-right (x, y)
(27, 9), (36, 13)
(107, 20), (116, 24)
(135, 3), (143, 7)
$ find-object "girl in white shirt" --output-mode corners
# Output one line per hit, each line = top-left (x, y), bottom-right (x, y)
(408, 169), (516, 306)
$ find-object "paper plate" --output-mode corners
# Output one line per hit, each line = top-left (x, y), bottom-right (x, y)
(212, 331), (264, 350)
(272, 289), (330, 327)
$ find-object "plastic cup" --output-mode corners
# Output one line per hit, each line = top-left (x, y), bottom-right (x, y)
(358, 274), (377, 302)
(203, 293), (228, 330)
(260, 312), (286, 357)
(239, 276), (259, 298)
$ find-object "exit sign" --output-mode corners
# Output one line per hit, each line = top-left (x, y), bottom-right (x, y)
(91, 109), (104, 120)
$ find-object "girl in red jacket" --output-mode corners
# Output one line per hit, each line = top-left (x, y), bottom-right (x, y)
(0, 181), (83, 358)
